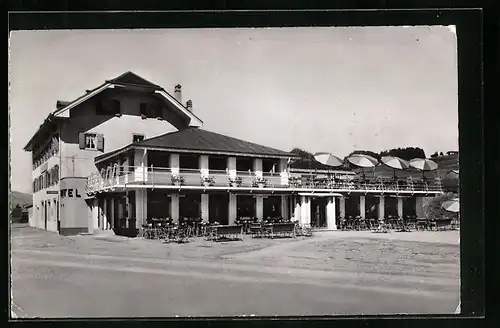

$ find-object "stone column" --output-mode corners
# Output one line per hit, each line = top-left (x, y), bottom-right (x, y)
(253, 158), (263, 178)
(171, 194), (180, 223)
(415, 196), (424, 218)
(339, 197), (346, 219)
(135, 189), (147, 229)
(92, 198), (99, 231)
(110, 197), (115, 229)
(103, 197), (108, 229)
(201, 194), (209, 223)
(281, 195), (289, 219)
(170, 153), (180, 176)
(256, 195), (264, 219)
(227, 157), (237, 179)
(326, 197), (337, 230)
(134, 149), (148, 182)
(378, 196), (385, 220)
(359, 195), (366, 219)
(199, 155), (209, 178)
(228, 194), (237, 225)
(300, 196), (311, 225)
(397, 197), (404, 219)
(279, 158), (289, 186)
(293, 196), (302, 222)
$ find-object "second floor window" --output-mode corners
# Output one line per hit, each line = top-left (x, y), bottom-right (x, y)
(79, 132), (104, 151)
(140, 103), (162, 118)
(96, 98), (121, 115)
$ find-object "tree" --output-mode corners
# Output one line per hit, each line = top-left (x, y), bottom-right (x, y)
(430, 152), (439, 158)
(439, 152), (444, 156)
(290, 148), (315, 161)
(379, 147), (427, 161)
(11, 205), (22, 218)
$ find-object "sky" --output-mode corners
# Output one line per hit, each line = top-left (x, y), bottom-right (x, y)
(9, 27), (458, 194)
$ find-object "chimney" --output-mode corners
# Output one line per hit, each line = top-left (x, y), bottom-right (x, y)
(186, 100), (193, 112)
(174, 84), (182, 103)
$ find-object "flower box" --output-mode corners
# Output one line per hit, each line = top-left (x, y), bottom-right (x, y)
(201, 176), (215, 187)
(228, 176), (242, 187)
(253, 177), (268, 188)
(171, 175), (185, 186)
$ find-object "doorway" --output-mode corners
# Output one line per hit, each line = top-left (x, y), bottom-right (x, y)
(310, 197), (327, 228)
(209, 193), (229, 224)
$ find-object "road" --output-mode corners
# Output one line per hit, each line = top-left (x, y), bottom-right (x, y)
(10, 224), (460, 318)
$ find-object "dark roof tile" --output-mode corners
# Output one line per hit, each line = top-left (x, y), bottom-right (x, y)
(136, 128), (296, 158)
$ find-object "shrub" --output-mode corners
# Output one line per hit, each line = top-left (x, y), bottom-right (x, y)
(423, 192), (459, 220)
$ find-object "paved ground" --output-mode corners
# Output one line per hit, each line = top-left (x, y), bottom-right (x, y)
(10, 224), (460, 318)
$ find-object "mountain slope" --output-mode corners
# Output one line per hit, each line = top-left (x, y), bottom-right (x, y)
(11, 191), (32, 208)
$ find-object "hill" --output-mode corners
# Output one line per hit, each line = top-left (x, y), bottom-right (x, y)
(11, 191), (32, 208)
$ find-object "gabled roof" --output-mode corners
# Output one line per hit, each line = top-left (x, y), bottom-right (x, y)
(106, 71), (162, 90)
(137, 128), (297, 158)
(94, 128), (299, 163)
(24, 71), (204, 151)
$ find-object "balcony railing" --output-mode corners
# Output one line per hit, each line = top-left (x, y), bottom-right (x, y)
(85, 165), (443, 195)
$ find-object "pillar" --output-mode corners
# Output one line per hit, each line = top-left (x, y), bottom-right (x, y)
(228, 194), (237, 225)
(171, 194), (179, 223)
(300, 196), (311, 225)
(199, 155), (209, 177)
(378, 196), (385, 220)
(102, 197), (108, 229)
(281, 195), (289, 219)
(339, 197), (346, 219)
(253, 158), (263, 178)
(201, 194), (209, 223)
(397, 197), (404, 219)
(256, 195), (264, 219)
(134, 148), (148, 182)
(227, 157), (237, 179)
(279, 158), (289, 185)
(326, 197), (337, 230)
(293, 196), (302, 222)
(92, 198), (99, 231)
(135, 189), (147, 229)
(110, 197), (115, 229)
(359, 195), (366, 219)
(170, 153), (180, 176)
(124, 159), (129, 184)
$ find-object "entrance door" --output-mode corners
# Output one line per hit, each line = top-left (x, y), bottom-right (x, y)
(310, 197), (327, 228)
(209, 193), (229, 225)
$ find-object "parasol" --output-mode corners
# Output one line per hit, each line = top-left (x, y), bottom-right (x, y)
(314, 152), (344, 185)
(409, 158), (438, 179)
(442, 198), (459, 213)
(347, 154), (379, 179)
(381, 156), (410, 179)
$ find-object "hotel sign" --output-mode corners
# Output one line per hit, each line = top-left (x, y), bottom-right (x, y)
(60, 188), (82, 198)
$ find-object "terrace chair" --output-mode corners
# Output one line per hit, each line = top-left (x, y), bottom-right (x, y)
(416, 218), (428, 231)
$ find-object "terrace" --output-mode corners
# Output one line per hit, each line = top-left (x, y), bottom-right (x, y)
(85, 165), (444, 196)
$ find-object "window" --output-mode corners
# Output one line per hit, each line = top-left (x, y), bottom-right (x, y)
(79, 133), (104, 151)
(96, 98), (121, 115)
(139, 103), (162, 119)
(85, 134), (97, 150)
(133, 134), (145, 143)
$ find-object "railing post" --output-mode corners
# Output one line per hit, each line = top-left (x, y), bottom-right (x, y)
(151, 165), (154, 188)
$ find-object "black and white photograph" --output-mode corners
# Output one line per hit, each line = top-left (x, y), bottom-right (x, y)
(9, 26), (460, 318)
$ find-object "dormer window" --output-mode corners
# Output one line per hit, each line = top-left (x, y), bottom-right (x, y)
(96, 98), (121, 115)
(139, 102), (162, 119)
(133, 134), (145, 143)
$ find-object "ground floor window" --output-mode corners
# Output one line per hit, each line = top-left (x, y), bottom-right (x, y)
(179, 194), (201, 219)
(237, 195), (255, 218)
(263, 196), (281, 218)
(365, 196), (378, 219)
(384, 197), (398, 217)
(147, 190), (171, 220)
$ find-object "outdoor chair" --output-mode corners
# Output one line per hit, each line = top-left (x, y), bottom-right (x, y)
(427, 219), (437, 231)
(249, 223), (263, 238)
(212, 225), (243, 241)
(416, 218), (428, 231)
(268, 223), (296, 238)
(435, 218), (452, 231)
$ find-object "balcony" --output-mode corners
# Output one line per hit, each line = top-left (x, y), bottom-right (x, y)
(85, 165), (444, 196)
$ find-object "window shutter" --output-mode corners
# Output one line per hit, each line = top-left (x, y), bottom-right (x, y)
(78, 132), (85, 149)
(96, 134), (104, 151)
